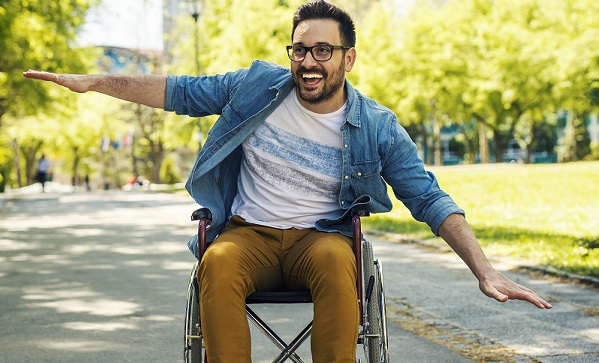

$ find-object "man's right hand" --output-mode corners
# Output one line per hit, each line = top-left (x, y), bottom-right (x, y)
(23, 70), (91, 93)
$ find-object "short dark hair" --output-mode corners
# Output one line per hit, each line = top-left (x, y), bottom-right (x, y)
(292, 0), (356, 48)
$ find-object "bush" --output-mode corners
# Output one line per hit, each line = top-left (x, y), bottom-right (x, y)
(159, 155), (181, 185)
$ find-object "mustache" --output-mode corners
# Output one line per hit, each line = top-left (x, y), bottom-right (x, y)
(295, 67), (327, 77)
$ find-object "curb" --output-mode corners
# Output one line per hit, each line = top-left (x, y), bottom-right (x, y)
(520, 264), (599, 288)
(366, 229), (599, 289)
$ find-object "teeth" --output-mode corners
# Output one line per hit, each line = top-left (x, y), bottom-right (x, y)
(302, 73), (323, 79)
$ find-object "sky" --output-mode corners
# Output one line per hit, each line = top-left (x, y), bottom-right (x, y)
(77, 0), (415, 51)
(78, 0), (164, 51)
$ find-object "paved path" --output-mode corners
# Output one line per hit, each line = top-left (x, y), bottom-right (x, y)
(372, 233), (599, 363)
(1, 190), (597, 362)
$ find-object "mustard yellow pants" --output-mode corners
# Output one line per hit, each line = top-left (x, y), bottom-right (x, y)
(198, 216), (359, 362)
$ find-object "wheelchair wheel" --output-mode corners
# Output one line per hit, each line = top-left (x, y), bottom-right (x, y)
(184, 263), (206, 363)
(362, 241), (389, 363)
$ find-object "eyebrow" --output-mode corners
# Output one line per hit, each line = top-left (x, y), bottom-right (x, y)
(292, 41), (334, 46)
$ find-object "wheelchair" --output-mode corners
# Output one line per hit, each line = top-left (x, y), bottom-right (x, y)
(184, 208), (389, 363)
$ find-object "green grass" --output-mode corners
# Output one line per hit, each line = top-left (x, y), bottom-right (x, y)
(365, 161), (599, 277)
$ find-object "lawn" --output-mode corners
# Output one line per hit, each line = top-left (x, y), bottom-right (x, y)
(365, 161), (599, 277)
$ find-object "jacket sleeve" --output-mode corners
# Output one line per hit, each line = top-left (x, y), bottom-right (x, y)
(164, 68), (249, 117)
(381, 121), (464, 236)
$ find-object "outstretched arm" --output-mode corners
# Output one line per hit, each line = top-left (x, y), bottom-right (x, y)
(438, 213), (552, 309)
(22, 70), (167, 109)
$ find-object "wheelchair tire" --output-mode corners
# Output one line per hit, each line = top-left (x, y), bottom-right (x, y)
(362, 241), (389, 363)
(184, 263), (206, 363)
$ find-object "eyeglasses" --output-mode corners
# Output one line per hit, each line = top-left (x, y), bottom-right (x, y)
(286, 44), (351, 62)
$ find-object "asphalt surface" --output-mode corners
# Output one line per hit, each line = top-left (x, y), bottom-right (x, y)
(1, 186), (598, 362)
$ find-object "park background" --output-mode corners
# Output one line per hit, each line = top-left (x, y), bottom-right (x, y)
(1, 0), (598, 277)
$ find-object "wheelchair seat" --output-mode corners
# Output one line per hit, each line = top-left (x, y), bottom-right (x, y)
(246, 291), (312, 304)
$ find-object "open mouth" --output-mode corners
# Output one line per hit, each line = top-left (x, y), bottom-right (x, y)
(301, 72), (323, 86)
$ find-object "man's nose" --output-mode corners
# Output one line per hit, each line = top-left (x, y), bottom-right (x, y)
(301, 50), (318, 67)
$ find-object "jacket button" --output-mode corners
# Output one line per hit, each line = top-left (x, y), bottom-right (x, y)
(357, 172), (362, 177)
(344, 144), (348, 148)
(344, 175), (349, 180)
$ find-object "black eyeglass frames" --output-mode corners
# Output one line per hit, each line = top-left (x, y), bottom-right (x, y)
(286, 44), (351, 62)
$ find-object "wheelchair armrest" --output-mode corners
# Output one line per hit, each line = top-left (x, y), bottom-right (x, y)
(191, 208), (212, 222)
(351, 207), (370, 217)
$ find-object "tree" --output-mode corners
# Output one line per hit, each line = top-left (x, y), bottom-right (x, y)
(195, 0), (301, 74)
(0, 0), (93, 122)
(389, 0), (599, 164)
(384, 1), (472, 164)
(0, 0), (94, 191)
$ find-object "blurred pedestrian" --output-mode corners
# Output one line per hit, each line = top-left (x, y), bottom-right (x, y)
(36, 154), (50, 192)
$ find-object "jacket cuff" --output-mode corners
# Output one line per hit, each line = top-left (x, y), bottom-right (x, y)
(164, 74), (178, 112)
(428, 202), (465, 236)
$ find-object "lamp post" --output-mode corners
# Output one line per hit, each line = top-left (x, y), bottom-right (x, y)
(187, 0), (203, 151)
(188, 0), (201, 76)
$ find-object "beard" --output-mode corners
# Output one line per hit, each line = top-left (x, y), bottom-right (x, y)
(293, 60), (346, 106)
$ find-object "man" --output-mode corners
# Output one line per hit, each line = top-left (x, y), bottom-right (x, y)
(36, 154), (50, 192)
(23, 1), (551, 362)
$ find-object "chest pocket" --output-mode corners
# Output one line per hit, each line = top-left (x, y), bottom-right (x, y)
(349, 159), (384, 197)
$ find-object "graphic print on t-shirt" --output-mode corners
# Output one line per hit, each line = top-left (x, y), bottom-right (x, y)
(244, 122), (341, 200)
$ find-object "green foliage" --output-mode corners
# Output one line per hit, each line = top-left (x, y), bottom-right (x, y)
(577, 236), (599, 251)
(361, 0), (599, 163)
(193, 0), (303, 74)
(0, 0), (97, 190)
(589, 80), (599, 107)
(0, 0), (95, 118)
(4, 0), (599, 191)
(366, 162), (599, 277)
(0, 136), (13, 192)
(159, 154), (181, 185)
(350, 0), (405, 112)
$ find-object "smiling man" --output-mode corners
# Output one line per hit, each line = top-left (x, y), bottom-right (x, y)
(23, 1), (551, 362)
(290, 18), (355, 112)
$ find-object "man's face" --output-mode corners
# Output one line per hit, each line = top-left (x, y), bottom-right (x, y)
(291, 19), (355, 113)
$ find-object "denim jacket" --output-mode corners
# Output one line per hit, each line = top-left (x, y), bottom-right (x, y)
(165, 60), (464, 255)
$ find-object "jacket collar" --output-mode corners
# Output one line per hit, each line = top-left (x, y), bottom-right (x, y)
(344, 80), (361, 127)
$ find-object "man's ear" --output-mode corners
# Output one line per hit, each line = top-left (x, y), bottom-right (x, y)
(344, 47), (357, 72)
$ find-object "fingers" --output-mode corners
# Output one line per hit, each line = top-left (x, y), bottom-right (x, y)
(23, 70), (60, 83)
(481, 275), (553, 309)
(513, 288), (553, 309)
(23, 70), (89, 93)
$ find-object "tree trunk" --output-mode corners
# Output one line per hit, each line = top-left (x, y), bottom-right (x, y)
(12, 139), (23, 188)
(525, 143), (533, 164)
(131, 134), (140, 178)
(432, 117), (442, 166)
(72, 146), (80, 187)
(478, 123), (489, 164)
(493, 131), (505, 163)
(419, 124), (432, 165)
(523, 121), (540, 164)
(151, 142), (165, 183)
(110, 150), (123, 188)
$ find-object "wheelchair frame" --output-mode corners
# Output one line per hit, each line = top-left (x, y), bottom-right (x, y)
(184, 208), (389, 363)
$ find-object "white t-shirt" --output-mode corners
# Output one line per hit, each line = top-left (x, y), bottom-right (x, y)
(230, 89), (346, 229)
